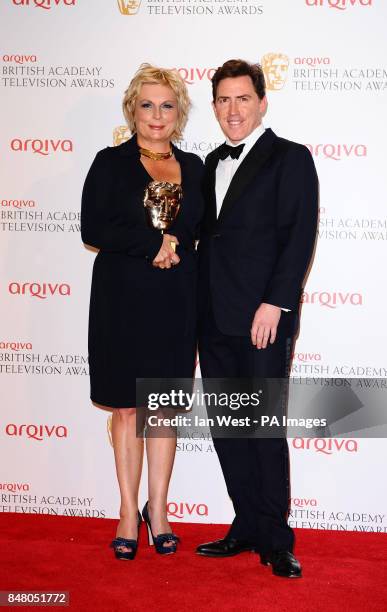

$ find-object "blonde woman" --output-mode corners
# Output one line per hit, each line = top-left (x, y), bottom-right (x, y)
(81, 64), (203, 559)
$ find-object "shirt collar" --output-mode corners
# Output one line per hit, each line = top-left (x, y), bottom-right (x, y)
(225, 123), (266, 160)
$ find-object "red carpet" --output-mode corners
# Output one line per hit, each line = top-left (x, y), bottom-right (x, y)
(0, 513), (386, 612)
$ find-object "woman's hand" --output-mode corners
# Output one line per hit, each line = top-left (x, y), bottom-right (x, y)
(152, 234), (180, 269)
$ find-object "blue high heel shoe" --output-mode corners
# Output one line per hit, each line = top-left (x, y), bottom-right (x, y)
(142, 501), (179, 555)
(110, 510), (142, 560)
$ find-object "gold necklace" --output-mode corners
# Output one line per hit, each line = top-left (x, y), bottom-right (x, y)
(139, 146), (173, 161)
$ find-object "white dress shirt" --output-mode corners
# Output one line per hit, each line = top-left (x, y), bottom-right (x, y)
(215, 123), (266, 217)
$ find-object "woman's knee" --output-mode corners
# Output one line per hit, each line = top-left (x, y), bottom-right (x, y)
(114, 407), (137, 419)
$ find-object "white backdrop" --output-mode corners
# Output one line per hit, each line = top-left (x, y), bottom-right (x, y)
(1, 0), (386, 533)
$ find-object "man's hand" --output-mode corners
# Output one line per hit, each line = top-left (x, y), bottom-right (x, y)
(251, 303), (281, 349)
(152, 234), (180, 269)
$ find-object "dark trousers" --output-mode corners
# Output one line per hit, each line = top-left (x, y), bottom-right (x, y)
(198, 305), (296, 553)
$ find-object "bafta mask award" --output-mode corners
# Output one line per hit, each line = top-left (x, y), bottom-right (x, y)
(117, 0), (142, 16)
(143, 181), (182, 250)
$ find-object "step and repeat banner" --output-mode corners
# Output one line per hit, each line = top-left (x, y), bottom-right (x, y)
(1, 0), (386, 533)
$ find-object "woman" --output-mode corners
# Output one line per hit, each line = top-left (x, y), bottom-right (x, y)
(81, 64), (203, 559)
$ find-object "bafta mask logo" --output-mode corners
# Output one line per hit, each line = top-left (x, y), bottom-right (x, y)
(144, 181), (182, 231)
(117, 0), (142, 15)
(113, 125), (131, 146)
(261, 53), (290, 91)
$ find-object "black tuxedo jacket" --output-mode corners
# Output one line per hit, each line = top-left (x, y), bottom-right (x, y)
(198, 128), (319, 336)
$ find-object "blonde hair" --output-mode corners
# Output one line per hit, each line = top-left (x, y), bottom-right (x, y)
(122, 63), (191, 141)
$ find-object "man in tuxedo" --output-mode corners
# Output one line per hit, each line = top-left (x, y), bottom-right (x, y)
(197, 59), (318, 578)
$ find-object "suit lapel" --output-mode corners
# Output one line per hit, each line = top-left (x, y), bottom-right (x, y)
(217, 128), (277, 226)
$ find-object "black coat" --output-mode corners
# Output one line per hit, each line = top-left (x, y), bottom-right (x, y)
(198, 128), (319, 336)
(81, 136), (204, 407)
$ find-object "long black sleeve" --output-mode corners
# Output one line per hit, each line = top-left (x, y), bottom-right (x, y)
(262, 145), (319, 311)
(81, 149), (163, 259)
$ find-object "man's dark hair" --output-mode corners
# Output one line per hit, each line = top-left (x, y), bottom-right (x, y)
(211, 59), (266, 101)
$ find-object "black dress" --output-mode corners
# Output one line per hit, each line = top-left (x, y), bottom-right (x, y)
(81, 136), (204, 407)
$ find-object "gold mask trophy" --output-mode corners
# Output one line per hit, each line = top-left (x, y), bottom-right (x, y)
(143, 181), (182, 251)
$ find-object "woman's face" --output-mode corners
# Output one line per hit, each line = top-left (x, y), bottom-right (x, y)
(134, 83), (179, 148)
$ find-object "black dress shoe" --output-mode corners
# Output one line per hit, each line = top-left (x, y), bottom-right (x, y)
(260, 551), (302, 578)
(196, 538), (256, 557)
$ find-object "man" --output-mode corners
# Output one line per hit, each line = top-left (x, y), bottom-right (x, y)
(197, 59), (318, 578)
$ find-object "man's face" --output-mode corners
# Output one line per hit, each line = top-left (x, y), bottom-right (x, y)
(265, 57), (289, 90)
(213, 75), (267, 144)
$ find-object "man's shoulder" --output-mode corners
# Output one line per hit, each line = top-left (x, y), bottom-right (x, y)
(274, 135), (312, 161)
(273, 135), (316, 180)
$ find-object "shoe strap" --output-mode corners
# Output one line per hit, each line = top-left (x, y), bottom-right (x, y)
(153, 533), (179, 545)
(111, 537), (137, 548)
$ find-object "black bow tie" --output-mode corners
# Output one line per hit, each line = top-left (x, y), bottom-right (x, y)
(218, 142), (245, 161)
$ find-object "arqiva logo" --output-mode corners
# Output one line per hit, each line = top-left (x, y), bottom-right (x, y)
(167, 502), (209, 519)
(0, 482), (30, 492)
(291, 497), (318, 507)
(305, 144), (367, 160)
(5, 423), (68, 441)
(172, 68), (216, 85)
(8, 282), (71, 299)
(292, 438), (358, 454)
(12, 0), (76, 9)
(1, 199), (36, 209)
(0, 341), (32, 351)
(293, 352), (322, 362)
(10, 139), (73, 156)
(2, 54), (37, 64)
(301, 291), (363, 308)
(295, 57), (331, 66)
(305, 0), (372, 8)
